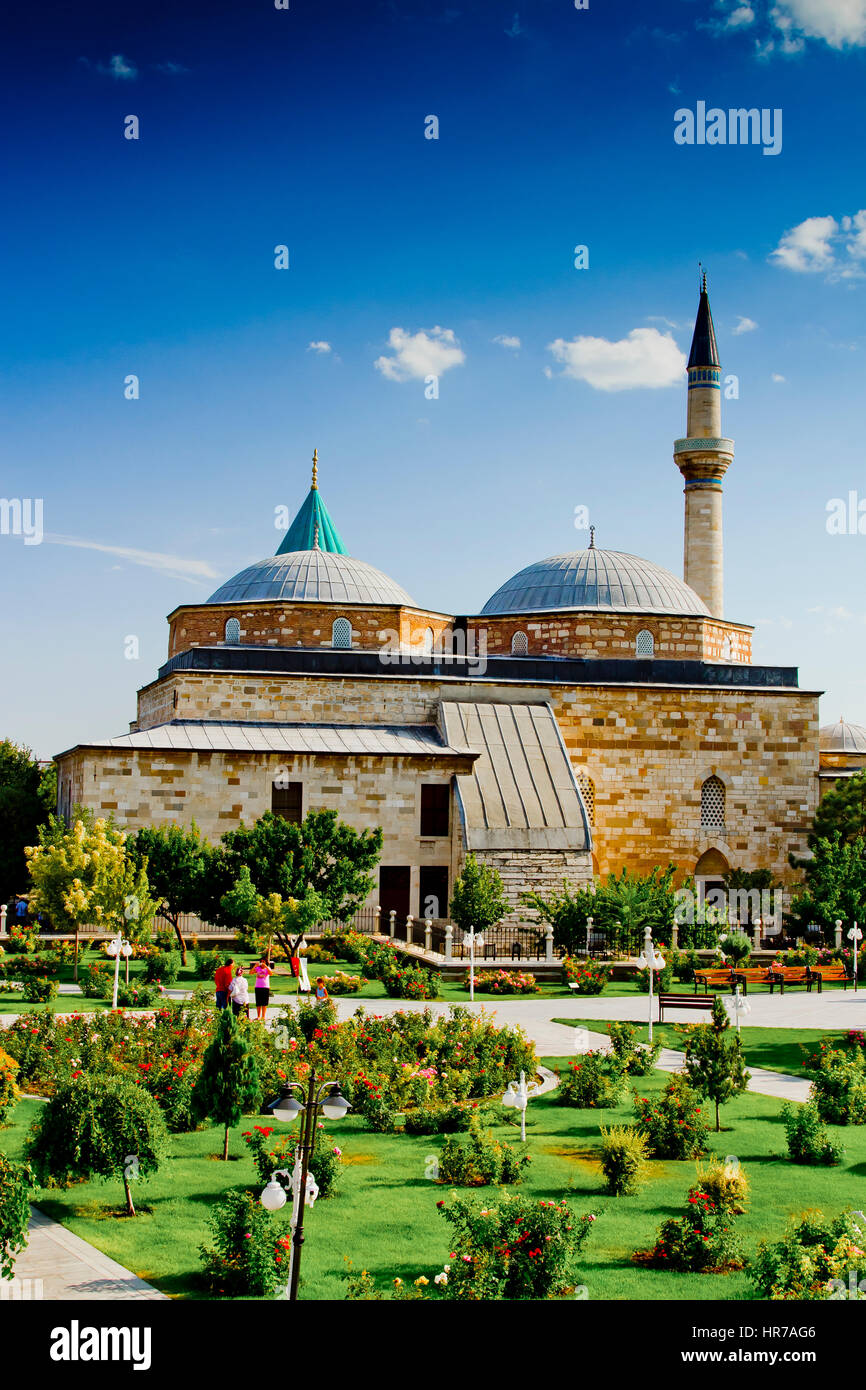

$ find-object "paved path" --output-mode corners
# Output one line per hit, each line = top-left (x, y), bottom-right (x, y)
(4, 1207), (167, 1302)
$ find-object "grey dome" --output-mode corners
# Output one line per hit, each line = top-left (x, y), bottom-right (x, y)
(819, 718), (866, 754)
(207, 549), (414, 606)
(481, 548), (710, 617)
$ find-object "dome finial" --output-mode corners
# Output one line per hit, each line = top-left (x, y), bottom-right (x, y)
(699, 260), (707, 293)
(311, 447), (319, 491)
(588, 525), (596, 549)
(313, 519), (320, 550)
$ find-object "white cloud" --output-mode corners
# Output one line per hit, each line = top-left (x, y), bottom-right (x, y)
(769, 210), (866, 278)
(492, 334), (521, 350)
(727, 3), (756, 25)
(772, 372), (787, 382)
(46, 535), (218, 586)
(154, 61), (188, 75)
(771, 0), (866, 48)
(100, 54), (137, 79)
(307, 341), (332, 354)
(732, 315), (758, 334)
(375, 326), (465, 382)
(547, 327), (686, 392)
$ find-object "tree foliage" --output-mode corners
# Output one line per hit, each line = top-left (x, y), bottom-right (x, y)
(26, 1075), (169, 1216)
(787, 834), (866, 938)
(523, 865), (678, 954)
(808, 771), (866, 849)
(683, 997), (750, 1132)
(0, 1153), (34, 1280)
(128, 822), (211, 962)
(191, 1008), (261, 1160)
(0, 740), (55, 902)
(450, 854), (510, 934)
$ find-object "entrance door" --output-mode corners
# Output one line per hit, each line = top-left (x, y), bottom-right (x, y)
(419, 866), (449, 920)
(379, 866), (411, 920)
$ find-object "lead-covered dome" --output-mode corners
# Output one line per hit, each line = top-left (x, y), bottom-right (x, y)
(206, 549), (414, 606)
(481, 548), (710, 617)
(819, 718), (866, 754)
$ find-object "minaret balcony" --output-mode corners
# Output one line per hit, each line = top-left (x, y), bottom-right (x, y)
(673, 437), (735, 455)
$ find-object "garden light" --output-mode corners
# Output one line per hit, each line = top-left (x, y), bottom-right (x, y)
(268, 1089), (303, 1123)
(464, 927), (484, 1004)
(847, 923), (862, 993)
(106, 930), (133, 1010)
(636, 925), (665, 1045)
(260, 1176), (288, 1212)
(501, 1070), (540, 1142)
(319, 1085), (352, 1121)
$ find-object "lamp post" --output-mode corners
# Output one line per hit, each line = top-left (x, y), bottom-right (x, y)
(848, 923), (862, 993)
(105, 930), (133, 1010)
(464, 927), (484, 1003)
(725, 983), (751, 1035)
(260, 1070), (350, 1301)
(635, 924), (665, 1045)
(502, 1069), (541, 1142)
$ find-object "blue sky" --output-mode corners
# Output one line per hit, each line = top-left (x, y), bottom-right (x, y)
(2, 0), (865, 757)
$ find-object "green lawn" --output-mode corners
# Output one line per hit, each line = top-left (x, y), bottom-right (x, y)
(555, 1017), (849, 1077)
(4, 1057), (864, 1301)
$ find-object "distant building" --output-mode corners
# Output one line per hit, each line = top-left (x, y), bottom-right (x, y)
(55, 281), (820, 919)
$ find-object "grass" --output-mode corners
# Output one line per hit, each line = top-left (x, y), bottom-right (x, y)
(554, 1018), (850, 1077)
(4, 1055), (865, 1301)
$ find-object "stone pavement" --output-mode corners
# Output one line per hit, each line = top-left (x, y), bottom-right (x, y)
(6, 1207), (167, 1302)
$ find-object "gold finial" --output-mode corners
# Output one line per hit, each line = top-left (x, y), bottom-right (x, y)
(313, 520), (320, 550)
(588, 525), (596, 549)
(311, 447), (319, 491)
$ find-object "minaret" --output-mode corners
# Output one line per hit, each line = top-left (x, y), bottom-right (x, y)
(673, 273), (734, 618)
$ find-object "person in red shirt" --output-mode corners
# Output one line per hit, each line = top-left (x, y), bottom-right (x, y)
(214, 958), (234, 1011)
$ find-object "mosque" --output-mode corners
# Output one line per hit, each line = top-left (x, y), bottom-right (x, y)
(56, 281), (832, 922)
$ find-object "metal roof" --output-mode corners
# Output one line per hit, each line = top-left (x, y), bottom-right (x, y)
(439, 700), (591, 852)
(84, 720), (473, 759)
(276, 487), (347, 556)
(205, 549), (414, 606)
(819, 718), (866, 754)
(688, 283), (720, 369)
(481, 547), (710, 617)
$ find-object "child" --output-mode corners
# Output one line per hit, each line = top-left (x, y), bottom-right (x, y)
(314, 976), (329, 1005)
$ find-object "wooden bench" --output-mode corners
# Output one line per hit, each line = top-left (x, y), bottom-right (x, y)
(765, 966), (816, 995)
(693, 968), (735, 994)
(658, 993), (717, 1022)
(731, 967), (779, 995)
(807, 964), (852, 991)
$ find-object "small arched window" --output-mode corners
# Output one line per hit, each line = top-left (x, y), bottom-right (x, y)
(511, 631), (528, 656)
(635, 629), (654, 657)
(576, 774), (595, 827)
(700, 775), (726, 829)
(332, 617), (352, 649)
(721, 636), (732, 661)
(224, 617), (240, 645)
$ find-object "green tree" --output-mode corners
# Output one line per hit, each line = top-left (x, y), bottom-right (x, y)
(0, 1153), (34, 1280)
(787, 834), (866, 940)
(521, 880), (595, 954)
(808, 771), (866, 849)
(0, 740), (55, 903)
(201, 810), (381, 930)
(683, 996), (751, 1131)
(128, 822), (212, 964)
(26, 816), (155, 979)
(192, 1009), (261, 1160)
(26, 1075), (169, 1216)
(450, 853), (510, 934)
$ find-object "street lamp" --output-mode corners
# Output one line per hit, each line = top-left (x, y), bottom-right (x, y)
(105, 931), (133, 1010)
(636, 924), (665, 1045)
(724, 983), (751, 1035)
(502, 1069), (541, 1142)
(848, 923), (862, 994)
(260, 1074), (351, 1301)
(464, 927), (484, 1003)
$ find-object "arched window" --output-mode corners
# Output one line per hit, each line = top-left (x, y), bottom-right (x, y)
(635, 629), (654, 657)
(421, 627), (434, 655)
(720, 636), (732, 661)
(511, 631), (528, 656)
(224, 617), (240, 645)
(332, 617), (352, 649)
(700, 775), (726, 829)
(576, 774), (595, 827)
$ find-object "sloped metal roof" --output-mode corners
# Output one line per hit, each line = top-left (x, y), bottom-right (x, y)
(276, 487), (347, 556)
(83, 720), (472, 759)
(439, 700), (591, 852)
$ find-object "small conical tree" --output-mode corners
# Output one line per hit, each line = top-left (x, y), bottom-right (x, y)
(192, 1008), (261, 1160)
(683, 996), (750, 1131)
(450, 853), (509, 934)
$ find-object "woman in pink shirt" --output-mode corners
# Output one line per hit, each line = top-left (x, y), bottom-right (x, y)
(253, 956), (275, 1021)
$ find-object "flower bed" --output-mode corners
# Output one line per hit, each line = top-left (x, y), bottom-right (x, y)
(560, 957), (610, 994)
(462, 969), (540, 996)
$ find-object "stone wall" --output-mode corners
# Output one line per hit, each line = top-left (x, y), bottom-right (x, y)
(472, 612), (751, 663)
(167, 602), (454, 659)
(474, 848), (593, 922)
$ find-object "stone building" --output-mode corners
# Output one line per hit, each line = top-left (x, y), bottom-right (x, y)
(818, 718), (866, 796)
(55, 281), (821, 918)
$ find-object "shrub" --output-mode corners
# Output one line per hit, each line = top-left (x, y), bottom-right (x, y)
(242, 1121), (343, 1199)
(288, 996), (338, 1041)
(751, 1210), (866, 1300)
(328, 930), (372, 964)
(560, 958), (610, 994)
(191, 1008), (262, 1160)
(642, 1185), (744, 1272)
(670, 947), (702, 984)
(635, 961), (674, 993)
(633, 1074), (708, 1159)
(382, 963), (440, 1000)
(556, 1052), (625, 1109)
(402, 1100), (475, 1134)
(116, 981), (162, 1009)
(683, 996), (750, 1131)
(435, 1191), (598, 1300)
(0, 1153), (35, 1278)
(690, 1157), (750, 1214)
(463, 969), (540, 996)
(718, 931), (751, 967)
(326, 971), (364, 995)
(809, 1046), (866, 1125)
(193, 947), (226, 979)
(145, 1064), (199, 1133)
(783, 1101), (843, 1165)
(4, 926), (39, 954)
(438, 1113), (530, 1186)
(199, 1190), (289, 1296)
(607, 1021), (661, 1076)
(22, 976), (57, 1003)
(143, 949), (181, 985)
(80, 963), (113, 1000)
(0, 1048), (21, 1123)
(599, 1125), (650, 1195)
(2, 952), (60, 978)
(304, 943), (337, 964)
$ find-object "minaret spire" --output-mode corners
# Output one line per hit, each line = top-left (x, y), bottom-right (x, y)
(311, 447), (318, 491)
(673, 274), (734, 618)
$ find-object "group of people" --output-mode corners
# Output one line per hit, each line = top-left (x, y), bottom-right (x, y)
(214, 954), (329, 1022)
